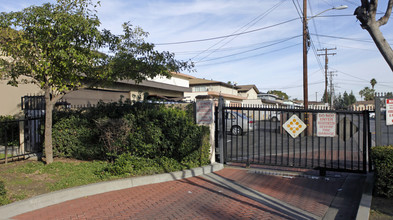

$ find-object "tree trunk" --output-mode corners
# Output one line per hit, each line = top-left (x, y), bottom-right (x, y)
(44, 87), (54, 164)
(366, 23), (393, 71)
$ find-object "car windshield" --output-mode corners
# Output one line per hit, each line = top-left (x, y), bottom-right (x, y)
(234, 112), (249, 119)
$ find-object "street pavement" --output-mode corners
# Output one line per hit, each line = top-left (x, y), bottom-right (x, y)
(3, 164), (368, 220)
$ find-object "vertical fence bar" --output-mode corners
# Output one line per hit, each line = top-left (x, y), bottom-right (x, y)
(363, 111), (368, 173)
(351, 113), (354, 170)
(258, 109), (261, 164)
(344, 113), (347, 170)
(358, 114), (361, 170)
(4, 126), (8, 164)
(264, 110), (267, 164)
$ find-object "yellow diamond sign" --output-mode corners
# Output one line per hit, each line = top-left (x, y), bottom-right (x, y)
(283, 115), (307, 138)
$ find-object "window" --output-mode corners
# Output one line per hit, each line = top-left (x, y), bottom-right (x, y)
(194, 86), (207, 92)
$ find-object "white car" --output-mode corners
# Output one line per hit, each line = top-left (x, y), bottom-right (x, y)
(225, 111), (254, 135)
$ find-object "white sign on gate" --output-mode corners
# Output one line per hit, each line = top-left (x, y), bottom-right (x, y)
(317, 113), (336, 137)
(386, 99), (393, 126)
(196, 100), (213, 125)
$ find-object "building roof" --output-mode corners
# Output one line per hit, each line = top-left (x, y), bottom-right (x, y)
(118, 79), (192, 93)
(189, 78), (233, 88)
(236, 85), (260, 94)
(353, 100), (375, 105)
(171, 72), (196, 80)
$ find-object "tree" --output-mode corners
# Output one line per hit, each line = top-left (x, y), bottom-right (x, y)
(370, 78), (377, 89)
(267, 90), (289, 100)
(333, 91), (357, 110)
(354, 0), (393, 71)
(0, 0), (192, 164)
(359, 87), (375, 101)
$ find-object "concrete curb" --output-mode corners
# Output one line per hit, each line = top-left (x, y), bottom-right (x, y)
(355, 172), (374, 220)
(0, 163), (224, 219)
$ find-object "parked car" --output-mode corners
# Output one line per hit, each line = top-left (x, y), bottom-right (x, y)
(225, 111), (254, 135)
(270, 111), (281, 122)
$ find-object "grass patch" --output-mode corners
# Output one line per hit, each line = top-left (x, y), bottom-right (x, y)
(0, 154), (13, 159)
(0, 157), (209, 206)
(0, 158), (117, 205)
(370, 196), (393, 220)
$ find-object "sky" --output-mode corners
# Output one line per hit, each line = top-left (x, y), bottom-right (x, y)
(1, 0), (393, 102)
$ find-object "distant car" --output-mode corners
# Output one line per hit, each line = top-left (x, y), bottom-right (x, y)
(270, 111), (281, 122)
(225, 111), (254, 135)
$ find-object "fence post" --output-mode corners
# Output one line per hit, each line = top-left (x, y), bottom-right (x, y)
(375, 97), (381, 147)
(4, 126), (8, 164)
(218, 96), (224, 164)
(19, 119), (25, 156)
(363, 110), (368, 173)
(195, 95), (216, 163)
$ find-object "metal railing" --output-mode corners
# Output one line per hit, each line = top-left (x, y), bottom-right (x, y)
(216, 102), (371, 173)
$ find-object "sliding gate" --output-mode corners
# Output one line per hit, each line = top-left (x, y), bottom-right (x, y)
(216, 102), (371, 173)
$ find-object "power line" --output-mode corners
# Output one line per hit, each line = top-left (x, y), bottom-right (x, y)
(196, 35), (301, 63)
(194, 0), (286, 62)
(154, 18), (299, 45)
(310, 33), (376, 43)
(196, 43), (301, 67)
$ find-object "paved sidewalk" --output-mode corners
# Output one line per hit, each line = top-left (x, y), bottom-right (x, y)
(5, 166), (366, 220)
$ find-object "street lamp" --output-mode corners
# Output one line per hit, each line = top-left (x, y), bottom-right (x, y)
(303, 3), (348, 109)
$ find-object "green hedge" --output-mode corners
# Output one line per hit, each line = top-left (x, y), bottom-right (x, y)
(0, 116), (19, 146)
(371, 146), (393, 198)
(52, 101), (210, 173)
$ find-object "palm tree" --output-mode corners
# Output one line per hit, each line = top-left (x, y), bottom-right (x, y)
(370, 78), (377, 89)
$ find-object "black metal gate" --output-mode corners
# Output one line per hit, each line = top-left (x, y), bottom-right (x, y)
(216, 99), (371, 173)
(21, 95), (45, 153)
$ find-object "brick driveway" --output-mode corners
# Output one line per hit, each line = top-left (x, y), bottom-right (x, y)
(12, 167), (360, 220)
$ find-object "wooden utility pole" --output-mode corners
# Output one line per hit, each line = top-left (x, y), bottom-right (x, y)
(317, 48), (336, 104)
(303, 0), (308, 109)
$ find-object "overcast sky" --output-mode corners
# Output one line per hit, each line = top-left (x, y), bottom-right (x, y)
(1, 0), (393, 101)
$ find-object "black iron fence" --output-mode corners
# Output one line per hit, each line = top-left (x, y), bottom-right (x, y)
(0, 117), (44, 163)
(216, 101), (371, 173)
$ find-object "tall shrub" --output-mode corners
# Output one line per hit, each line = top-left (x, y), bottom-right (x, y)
(52, 102), (211, 167)
(371, 146), (393, 198)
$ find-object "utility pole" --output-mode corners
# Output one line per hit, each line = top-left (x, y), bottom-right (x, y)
(303, 0), (308, 109)
(317, 48), (336, 104)
(329, 71), (337, 109)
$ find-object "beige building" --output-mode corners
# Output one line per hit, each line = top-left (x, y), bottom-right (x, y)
(0, 77), (42, 116)
(185, 78), (246, 105)
(0, 72), (194, 116)
(236, 85), (262, 105)
(350, 100), (375, 111)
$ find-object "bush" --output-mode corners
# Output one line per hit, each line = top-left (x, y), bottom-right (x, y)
(52, 101), (211, 170)
(371, 146), (393, 198)
(0, 116), (19, 146)
(52, 113), (104, 160)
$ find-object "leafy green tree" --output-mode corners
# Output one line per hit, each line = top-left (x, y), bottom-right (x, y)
(359, 87), (375, 101)
(267, 90), (289, 100)
(333, 91), (357, 110)
(0, 0), (192, 164)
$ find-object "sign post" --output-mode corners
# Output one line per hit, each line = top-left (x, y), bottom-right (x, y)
(386, 99), (393, 126)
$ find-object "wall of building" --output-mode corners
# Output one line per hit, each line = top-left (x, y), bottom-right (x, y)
(0, 78), (42, 116)
(150, 75), (189, 88)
